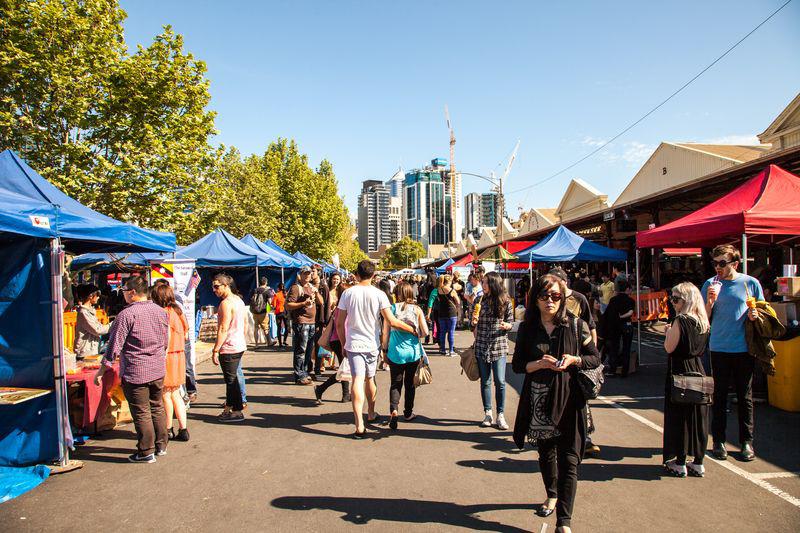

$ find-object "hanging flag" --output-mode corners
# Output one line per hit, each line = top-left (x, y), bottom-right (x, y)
(151, 263), (174, 280)
(185, 269), (201, 296)
(331, 253), (340, 269)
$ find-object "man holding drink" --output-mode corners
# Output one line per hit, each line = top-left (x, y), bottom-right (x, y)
(286, 266), (323, 385)
(701, 244), (763, 462)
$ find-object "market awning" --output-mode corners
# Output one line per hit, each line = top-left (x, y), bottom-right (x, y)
(182, 229), (277, 268)
(240, 234), (303, 268)
(0, 150), (175, 253)
(515, 225), (627, 262)
(262, 239), (303, 268)
(637, 164), (800, 248)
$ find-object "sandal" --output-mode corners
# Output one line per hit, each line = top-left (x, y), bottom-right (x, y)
(536, 498), (557, 517)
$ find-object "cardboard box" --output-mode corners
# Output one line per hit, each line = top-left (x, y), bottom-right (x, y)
(777, 277), (800, 297)
(771, 301), (798, 327)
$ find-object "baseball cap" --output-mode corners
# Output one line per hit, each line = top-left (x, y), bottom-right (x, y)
(299, 266), (312, 274)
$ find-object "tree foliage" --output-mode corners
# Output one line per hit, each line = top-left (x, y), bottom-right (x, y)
(0, 0), (356, 262)
(381, 236), (426, 269)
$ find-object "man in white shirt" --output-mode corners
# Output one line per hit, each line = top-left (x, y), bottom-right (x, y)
(336, 260), (414, 438)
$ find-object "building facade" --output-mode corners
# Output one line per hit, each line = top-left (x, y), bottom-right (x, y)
(357, 180), (391, 254)
(464, 192), (481, 236)
(403, 159), (457, 249)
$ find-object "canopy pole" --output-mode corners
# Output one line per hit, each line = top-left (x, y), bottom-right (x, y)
(528, 254), (533, 287)
(281, 267), (285, 284)
(51, 238), (69, 467)
(742, 234), (748, 275)
(635, 248), (641, 366)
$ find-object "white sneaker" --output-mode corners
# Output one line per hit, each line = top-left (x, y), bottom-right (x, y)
(687, 462), (705, 477)
(480, 410), (493, 427)
(664, 459), (687, 478)
(496, 413), (509, 430)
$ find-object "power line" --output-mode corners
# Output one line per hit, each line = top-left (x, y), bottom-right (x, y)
(510, 0), (794, 197)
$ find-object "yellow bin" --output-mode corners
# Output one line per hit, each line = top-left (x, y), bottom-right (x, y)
(768, 336), (800, 412)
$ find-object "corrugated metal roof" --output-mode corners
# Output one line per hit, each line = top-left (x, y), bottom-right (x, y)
(673, 143), (770, 162)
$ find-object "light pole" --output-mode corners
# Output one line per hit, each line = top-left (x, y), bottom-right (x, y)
(460, 171), (505, 244)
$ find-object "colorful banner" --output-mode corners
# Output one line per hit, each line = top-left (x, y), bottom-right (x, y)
(150, 259), (197, 365)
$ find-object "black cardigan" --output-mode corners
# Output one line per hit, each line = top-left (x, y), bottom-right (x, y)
(511, 316), (601, 449)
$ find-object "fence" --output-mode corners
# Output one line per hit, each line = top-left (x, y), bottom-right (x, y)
(632, 291), (669, 322)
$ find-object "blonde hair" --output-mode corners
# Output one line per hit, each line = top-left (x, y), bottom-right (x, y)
(672, 282), (710, 333)
(438, 274), (453, 290)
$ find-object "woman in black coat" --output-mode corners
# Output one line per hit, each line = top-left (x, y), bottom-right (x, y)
(512, 274), (601, 533)
(662, 281), (710, 478)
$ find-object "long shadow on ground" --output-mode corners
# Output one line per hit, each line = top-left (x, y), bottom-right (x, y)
(270, 496), (531, 531)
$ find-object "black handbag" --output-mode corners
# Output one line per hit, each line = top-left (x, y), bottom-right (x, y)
(670, 372), (713, 405)
(571, 317), (604, 400)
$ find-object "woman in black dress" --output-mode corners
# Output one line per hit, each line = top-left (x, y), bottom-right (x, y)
(663, 281), (711, 477)
(513, 274), (601, 533)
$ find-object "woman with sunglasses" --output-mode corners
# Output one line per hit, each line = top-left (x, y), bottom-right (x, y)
(512, 274), (601, 533)
(662, 282), (710, 477)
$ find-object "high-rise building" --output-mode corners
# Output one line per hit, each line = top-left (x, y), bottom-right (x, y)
(464, 192), (481, 236)
(402, 158), (461, 248)
(480, 192), (499, 228)
(388, 196), (402, 244)
(357, 180), (391, 253)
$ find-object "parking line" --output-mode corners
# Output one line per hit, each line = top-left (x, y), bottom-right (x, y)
(596, 396), (800, 509)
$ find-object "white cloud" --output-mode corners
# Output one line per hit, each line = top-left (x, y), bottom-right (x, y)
(620, 141), (655, 165)
(581, 136), (608, 148)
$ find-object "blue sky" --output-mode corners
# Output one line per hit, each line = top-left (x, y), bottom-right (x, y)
(119, 0), (800, 218)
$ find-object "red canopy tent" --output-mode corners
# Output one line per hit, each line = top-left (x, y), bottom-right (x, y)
(446, 254), (474, 270)
(637, 164), (800, 249)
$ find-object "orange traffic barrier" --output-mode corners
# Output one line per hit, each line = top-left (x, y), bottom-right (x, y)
(64, 309), (109, 351)
(632, 291), (669, 323)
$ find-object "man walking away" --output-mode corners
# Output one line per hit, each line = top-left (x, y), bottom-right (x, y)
(702, 244), (763, 462)
(604, 281), (635, 376)
(94, 276), (168, 463)
(250, 277), (271, 347)
(335, 260), (414, 438)
(286, 266), (322, 385)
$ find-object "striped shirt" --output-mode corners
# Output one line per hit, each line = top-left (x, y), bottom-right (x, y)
(103, 300), (168, 384)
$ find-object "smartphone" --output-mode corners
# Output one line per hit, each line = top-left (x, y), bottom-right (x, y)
(556, 358), (566, 369)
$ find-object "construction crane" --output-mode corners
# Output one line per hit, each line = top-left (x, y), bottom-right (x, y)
(495, 140), (520, 245)
(445, 105), (457, 243)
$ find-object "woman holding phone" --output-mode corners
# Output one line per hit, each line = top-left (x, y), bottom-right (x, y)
(512, 274), (601, 533)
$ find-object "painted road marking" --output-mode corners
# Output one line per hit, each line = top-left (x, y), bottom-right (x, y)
(750, 472), (800, 480)
(597, 396), (800, 509)
(602, 395), (664, 401)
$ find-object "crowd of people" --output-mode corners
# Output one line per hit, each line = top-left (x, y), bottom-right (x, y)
(73, 241), (769, 533)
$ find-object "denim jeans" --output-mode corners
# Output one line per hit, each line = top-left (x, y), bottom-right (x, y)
(438, 316), (458, 353)
(476, 356), (506, 413)
(237, 364), (247, 404)
(292, 323), (315, 381)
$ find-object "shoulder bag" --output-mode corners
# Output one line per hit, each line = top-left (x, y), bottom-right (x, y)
(318, 309), (336, 351)
(414, 354), (433, 387)
(459, 344), (480, 381)
(573, 317), (604, 400)
(670, 372), (713, 404)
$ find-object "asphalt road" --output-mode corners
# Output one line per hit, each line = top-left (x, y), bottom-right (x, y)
(1, 329), (798, 532)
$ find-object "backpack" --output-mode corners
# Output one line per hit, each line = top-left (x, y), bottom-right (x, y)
(395, 303), (419, 336)
(250, 288), (267, 314)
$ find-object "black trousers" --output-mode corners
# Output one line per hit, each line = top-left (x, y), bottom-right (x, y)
(275, 313), (290, 344)
(711, 351), (754, 444)
(388, 359), (418, 417)
(220, 351), (244, 411)
(538, 433), (580, 528)
(606, 324), (633, 376)
(316, 339), (350, 398)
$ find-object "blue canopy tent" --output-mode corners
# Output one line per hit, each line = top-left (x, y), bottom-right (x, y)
(514, 225), (627, 263)
(239, 234), (302, 287)
(0, 150), (175, 475)
(292, 251), (317, 267)
(70, 251), (194, 272)
(436, 258), (455, 274)
(263, 239), (303, 267)
(181, 229), (285, 306)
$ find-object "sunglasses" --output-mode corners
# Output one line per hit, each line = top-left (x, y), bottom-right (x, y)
(212, 284), (223, 289)
(712, 259), (734, 268)
(538, 292), (563, 302)
(670, 295), (683, 303)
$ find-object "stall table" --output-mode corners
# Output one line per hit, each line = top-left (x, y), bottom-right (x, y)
(65, 362), (119, 434)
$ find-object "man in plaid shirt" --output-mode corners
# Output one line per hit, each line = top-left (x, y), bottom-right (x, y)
(95, 275), (169, 463)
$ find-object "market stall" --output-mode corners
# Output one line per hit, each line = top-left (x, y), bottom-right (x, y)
(637, 164), (800, 409)
(0, 149), (175, 474)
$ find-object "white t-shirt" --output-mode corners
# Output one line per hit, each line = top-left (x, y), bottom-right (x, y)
(337, 284), (391, 353)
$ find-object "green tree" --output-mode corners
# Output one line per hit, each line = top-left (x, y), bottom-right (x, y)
(382, 236), (425, 269)
(0, 1), (217, 237)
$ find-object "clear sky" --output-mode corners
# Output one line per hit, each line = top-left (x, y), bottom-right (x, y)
(119, 0), (800, 219)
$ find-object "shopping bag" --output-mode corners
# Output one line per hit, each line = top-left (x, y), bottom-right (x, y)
(269, 313), (278, 339)
(414, 356), (432, 387)
(460, 346), (480, 381)
(335, 357), (352, 382)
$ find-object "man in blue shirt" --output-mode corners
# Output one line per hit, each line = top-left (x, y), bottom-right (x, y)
(701, 244), (762, 462)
